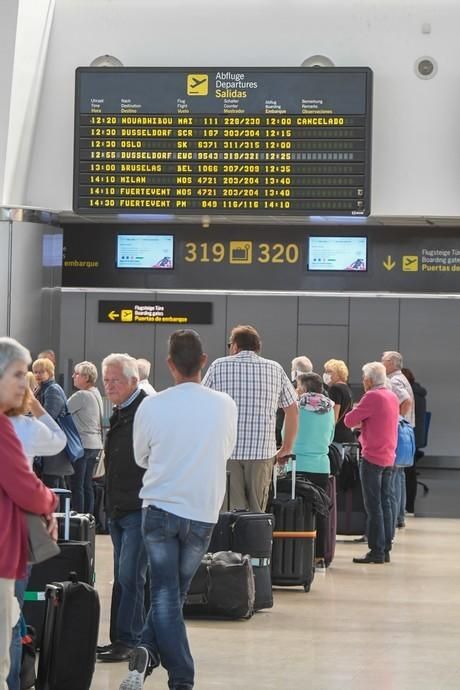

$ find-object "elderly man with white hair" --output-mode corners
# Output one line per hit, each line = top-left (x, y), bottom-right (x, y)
(381, 350), (415, 530)
(344, 362), (399, 565)
(97, 354), (148, 663)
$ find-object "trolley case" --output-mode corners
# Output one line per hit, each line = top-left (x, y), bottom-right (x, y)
(36, 573), (100, 690)
(184, 551), (255, 620)
(209, 511), (274, 610)
(324, 475), (337, 567)
(24, 490), (95, 646)
(337, 443), (367, 536)
(267, 457), (316, 592)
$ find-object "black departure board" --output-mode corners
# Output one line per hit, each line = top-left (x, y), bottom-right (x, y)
(74, 67), (372, 216)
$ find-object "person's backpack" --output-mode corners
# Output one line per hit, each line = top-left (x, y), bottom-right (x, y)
(395, 417), (416, 467)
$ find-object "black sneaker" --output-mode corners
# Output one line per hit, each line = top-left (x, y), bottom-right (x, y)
(353, 551), (384, 564)
(384, 551), (391, 563)
(119, 647), (152, 690)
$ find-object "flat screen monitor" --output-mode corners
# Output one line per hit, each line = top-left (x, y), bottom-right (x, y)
(116, 234), (174, 269)
(307, 236), (367, 271)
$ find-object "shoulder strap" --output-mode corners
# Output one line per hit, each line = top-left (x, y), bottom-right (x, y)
(88, 388), (104, 442)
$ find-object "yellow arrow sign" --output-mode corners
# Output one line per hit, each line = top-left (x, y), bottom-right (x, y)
(383, 255), (396, 271)
(108, 310), (120, 321)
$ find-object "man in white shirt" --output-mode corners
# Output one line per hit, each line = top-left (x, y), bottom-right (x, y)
(203, 324), (298, 512)
(136, 358), (157, 396)
(119, 330), (237, 690)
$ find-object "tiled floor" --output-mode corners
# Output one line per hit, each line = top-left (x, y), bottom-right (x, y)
(92, 517), (460, 690)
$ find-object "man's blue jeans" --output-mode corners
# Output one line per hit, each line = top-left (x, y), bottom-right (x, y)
(141, 506), (214, 689)
(360, 459), (393, 558)
(109, 510), (148, 647)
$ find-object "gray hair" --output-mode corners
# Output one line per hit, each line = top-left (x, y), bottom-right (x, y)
(102, 353), (139, 381)
(75, 360), (98, 385)
(136, 358), (151, 380)
(291, 355), (313, 374)
(382, 350), (403, 369)
(362, 361), (387, 386)
(0, 337), (31, 378)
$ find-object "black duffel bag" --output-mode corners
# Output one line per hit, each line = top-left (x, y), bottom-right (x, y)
(184, 551), (255, 620)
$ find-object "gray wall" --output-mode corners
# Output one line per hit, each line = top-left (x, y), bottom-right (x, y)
(0, 219), (62, 356)
(59, 290), (456, 458)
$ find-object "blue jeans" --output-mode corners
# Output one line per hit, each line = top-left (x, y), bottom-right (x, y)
(141, 506), (214, 689)
(7, 569), (31, 690)
(391, 467), (406, 529)
(70, 448), (99, 513)
(109, 510), (148, 647)
(360, 459), (393, 558)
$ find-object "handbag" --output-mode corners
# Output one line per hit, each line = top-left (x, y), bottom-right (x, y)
(57, 410), (84, 463)
(26, 513), (60, 564)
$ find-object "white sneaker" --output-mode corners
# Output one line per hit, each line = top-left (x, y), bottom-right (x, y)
(119, 647), (151, 690)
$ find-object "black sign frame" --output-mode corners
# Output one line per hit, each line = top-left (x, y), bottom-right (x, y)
(73, 66), (373, 217)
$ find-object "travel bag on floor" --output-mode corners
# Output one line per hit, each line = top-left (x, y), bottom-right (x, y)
(184, 551), (255, 619)
(209, 510), (274, 610)
(35, 573), (100, 690)
(337, 443), (367, 536)
(324, 475), (337, 567)
(267, 457), (316, 592)
(23, 490), (95, 646)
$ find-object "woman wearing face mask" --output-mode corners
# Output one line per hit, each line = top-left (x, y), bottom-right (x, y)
(283, 373), (335, 569)
(323, 359), (355, 448)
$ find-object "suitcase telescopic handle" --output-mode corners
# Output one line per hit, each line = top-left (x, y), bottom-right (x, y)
(52, 488), (72, 541)
(273, 454), (296, 500)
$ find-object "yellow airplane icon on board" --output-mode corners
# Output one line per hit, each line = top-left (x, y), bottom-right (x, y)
(187, 74), (208, 95)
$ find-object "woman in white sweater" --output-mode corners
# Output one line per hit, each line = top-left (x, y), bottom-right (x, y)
(7, 373), (67, 465)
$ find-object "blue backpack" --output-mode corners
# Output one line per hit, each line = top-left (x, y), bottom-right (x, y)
(395, 417), (415, 467)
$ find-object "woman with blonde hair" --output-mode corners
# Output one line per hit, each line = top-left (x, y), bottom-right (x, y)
(32, 357), (74, 487)
(68, 361), (104, 513)
(323, 359), (355, 446)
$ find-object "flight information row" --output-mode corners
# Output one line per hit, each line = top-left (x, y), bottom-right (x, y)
(81, 115), (367, 127)
(82, 162), (366, 174)
(80, 139), (364, 152)
(80, 126), (365, 140)
(80, 185), (364, 198)
(81, 174), (365, 186)
(81, 198), (364, 211)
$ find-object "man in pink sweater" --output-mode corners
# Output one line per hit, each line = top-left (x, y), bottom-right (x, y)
(344, 362), (399, 564)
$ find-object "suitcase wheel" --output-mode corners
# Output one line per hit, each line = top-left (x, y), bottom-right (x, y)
(303, 584), (311, 593)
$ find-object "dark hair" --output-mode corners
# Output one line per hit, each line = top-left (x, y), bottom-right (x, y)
(401, 367), (415, 385)
(297, 372), (323, 394)
(168, 329), (203, 377)
(230, 325), (262, 353)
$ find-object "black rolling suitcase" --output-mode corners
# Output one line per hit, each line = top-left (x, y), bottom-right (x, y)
(267, 457), (316, 592)
(184, 551), (255, 620)
(36, 573), (100, 690)
(337, 442), (367, 536)
(209, 511), (274, 610)
(24, 490), (95, 646)
(55, 512), (96, 566)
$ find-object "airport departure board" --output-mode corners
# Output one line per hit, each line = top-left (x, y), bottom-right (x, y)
(74, 67), (373, 216)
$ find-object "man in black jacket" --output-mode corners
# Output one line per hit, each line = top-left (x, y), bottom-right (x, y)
(97, 354), (148, 662)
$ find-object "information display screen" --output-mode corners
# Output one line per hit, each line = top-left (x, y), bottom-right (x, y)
(308, 236), (367, 271)
(116, 234), (174, 269)
(74, 67), (372, 216)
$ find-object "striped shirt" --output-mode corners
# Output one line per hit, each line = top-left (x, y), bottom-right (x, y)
(202, 351), (296, 460)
